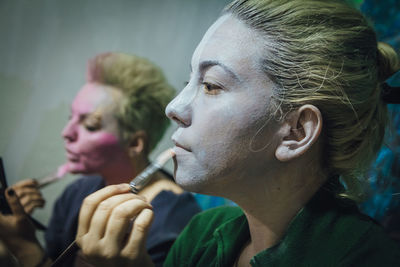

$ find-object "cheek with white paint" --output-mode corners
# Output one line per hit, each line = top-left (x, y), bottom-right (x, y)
(172, 15), (278, 194)
(198, 94), (270, 157)
(174, 91), (273, 193)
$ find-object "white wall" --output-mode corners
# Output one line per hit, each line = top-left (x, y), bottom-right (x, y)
(0, 0), (230, 229)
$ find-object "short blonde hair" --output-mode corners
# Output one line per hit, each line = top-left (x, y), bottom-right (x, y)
(225, 0), (400, 201)
(87, 52), (175, 153)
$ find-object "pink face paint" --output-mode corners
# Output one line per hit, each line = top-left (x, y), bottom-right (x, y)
(166, 15), (280, 195)
(56, 163), (70, 178)
(62, 83), (134, 179)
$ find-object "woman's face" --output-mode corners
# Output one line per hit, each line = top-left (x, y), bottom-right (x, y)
(62, 83), (131, 175)
(166, 15), (281, 194)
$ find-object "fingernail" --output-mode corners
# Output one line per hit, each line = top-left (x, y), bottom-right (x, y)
(7, 188), (15, 196)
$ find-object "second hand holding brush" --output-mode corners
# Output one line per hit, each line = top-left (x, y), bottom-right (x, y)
(51, 148), (175, 267)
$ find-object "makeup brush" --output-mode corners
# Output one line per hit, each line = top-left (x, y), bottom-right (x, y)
(37, 164), (69, 188)
(51, 148), (175, 267)
(129, 148), (175, 193)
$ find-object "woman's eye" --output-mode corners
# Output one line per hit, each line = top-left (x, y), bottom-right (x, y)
(84, 124), (100, 132)
(202, 82), (222, 95)
(83, 116), (102, 132)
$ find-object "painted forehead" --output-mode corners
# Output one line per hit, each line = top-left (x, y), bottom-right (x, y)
(191, 14), (265, 79)
(71, 83), (121, 116)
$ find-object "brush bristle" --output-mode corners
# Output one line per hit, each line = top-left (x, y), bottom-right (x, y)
(154, 148), (175, 166)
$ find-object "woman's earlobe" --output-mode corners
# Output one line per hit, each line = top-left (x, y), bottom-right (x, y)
(275, 105), (322, 162)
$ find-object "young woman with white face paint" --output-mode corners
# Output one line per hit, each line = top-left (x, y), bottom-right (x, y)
(74, 0), (400, 266)
(4, 0), (400, 266)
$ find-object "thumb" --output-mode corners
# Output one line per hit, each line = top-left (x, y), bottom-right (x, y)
(5, 188), (26, 216)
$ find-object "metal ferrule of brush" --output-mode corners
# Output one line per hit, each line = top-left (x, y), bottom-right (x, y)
(129, 163), (161, 194)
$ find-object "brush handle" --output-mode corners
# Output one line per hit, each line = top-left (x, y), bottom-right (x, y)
(37, 174), (59, 188)
(129, 163), (161, 193)
(51, 240), (79, 267)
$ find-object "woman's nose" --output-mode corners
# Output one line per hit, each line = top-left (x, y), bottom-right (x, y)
(62, 120), (77, 142)
(165, 88), (193, 127)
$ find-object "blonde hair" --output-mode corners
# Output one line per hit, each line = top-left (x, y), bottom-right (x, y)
(225, 0), (400, 201)
(87, 52), (175, 153)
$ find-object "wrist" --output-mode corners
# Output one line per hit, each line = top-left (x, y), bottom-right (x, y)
(6, 238), (46, 267)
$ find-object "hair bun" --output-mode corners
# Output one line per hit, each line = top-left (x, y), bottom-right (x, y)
(377, 42), (400, 82)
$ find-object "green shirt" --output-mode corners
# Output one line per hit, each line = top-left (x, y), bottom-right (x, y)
(165, 190), (400, 266)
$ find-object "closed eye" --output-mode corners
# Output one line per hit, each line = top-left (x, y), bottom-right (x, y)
(82, 114), (102, 132)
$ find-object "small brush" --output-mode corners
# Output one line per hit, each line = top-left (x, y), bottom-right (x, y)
(51, 148), (175, 267)
(129, 148), (175, 193)
(37, 164), (69, 188)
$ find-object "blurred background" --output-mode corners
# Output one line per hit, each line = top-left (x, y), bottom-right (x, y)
(356, 0), (400, 242)
(0, 0), (399, 242)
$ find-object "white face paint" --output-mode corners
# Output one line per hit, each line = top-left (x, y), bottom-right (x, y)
(166, 14), (281, 195)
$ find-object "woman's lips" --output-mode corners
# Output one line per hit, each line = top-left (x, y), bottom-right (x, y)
(65, 148), (79, 161)
(172, 139), (191, 153)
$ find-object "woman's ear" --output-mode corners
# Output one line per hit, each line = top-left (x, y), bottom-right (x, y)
(275, 104), (322, 162)
(127, 130), (148, 157)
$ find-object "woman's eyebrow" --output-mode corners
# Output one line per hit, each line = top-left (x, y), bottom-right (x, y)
(199, 60), (241, 82)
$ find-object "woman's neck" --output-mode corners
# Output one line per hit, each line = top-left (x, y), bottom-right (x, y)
(232, 162), (327, 265)
(101, 155), (149, 186)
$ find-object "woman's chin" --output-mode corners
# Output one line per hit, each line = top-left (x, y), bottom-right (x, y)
(66, 164), (91, 175)
(64, 159), (93, 173)
(68, 169), (84, 175)
(174, 172), (208, 194)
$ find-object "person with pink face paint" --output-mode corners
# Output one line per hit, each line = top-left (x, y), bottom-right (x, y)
(0, 52), (201, 267)
(61, 0), (400, 266)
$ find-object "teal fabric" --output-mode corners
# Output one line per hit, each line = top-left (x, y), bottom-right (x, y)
(165, 190), (400, 266)
(194, 193), (234, 210)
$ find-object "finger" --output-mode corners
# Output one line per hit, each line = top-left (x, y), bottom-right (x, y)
(24, 200), (46, 214)
(5, 188), (26, 216)
(104, 199), (153, 248)
(17, 194), (44, 207)
(122, 208), (154, 255)
(77, 183), (131, 237)
(86, 193), (140, 239)
(14, 187), (42, 198)
(13, 178), (38, 188)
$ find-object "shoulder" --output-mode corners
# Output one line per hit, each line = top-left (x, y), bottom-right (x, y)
(172, 206), (242, 248)
(63, 175), (104, 192)
(53, 175), (104, 209)
(338, 217), (400, 266)
(59, 175), (104, 198)
(288, 193), (400, 266)
(164, 206), (243, 266)
(188, 205), (243, 228)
